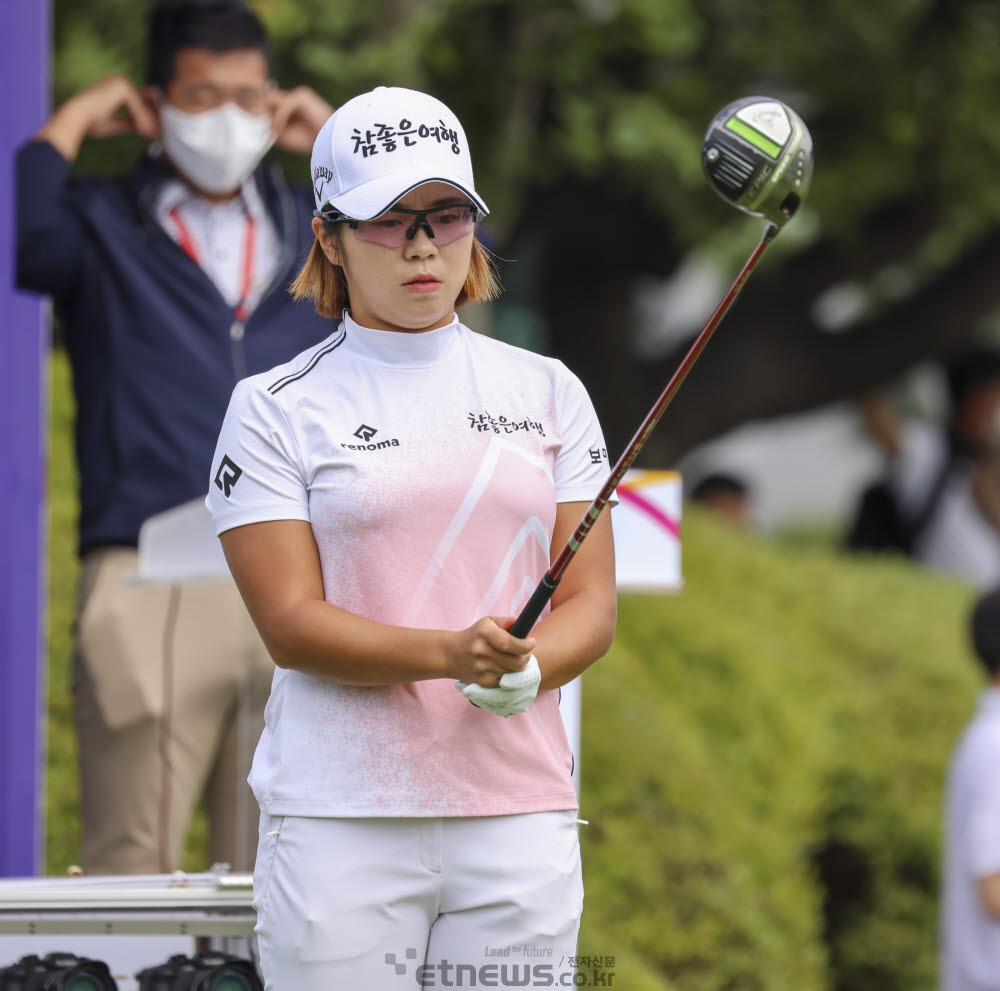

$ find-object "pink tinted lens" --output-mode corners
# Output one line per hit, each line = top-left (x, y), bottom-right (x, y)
(353, 205), (475, 248)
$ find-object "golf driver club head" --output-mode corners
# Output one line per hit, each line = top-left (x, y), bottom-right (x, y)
(701, 96), (813, 228)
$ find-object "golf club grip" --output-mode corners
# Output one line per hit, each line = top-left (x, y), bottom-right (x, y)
(510, 573), (561, 638)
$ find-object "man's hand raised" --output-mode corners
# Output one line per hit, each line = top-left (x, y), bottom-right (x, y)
(269, 86), (334, 155)
(37, 75), (159, 162)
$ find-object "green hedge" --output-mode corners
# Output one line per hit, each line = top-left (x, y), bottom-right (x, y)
(578, 511), (979, 990)
(46, 350), (81, 873)
(46, 350), (980, 988)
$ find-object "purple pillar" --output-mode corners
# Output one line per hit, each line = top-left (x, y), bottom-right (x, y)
(0, 0), (49, 876)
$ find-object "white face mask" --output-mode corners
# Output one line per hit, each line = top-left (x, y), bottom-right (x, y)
(159, 102), (274, 196)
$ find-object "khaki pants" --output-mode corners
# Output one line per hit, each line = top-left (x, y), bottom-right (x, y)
(73, 547), (274, 874)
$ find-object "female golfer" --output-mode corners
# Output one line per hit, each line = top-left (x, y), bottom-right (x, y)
(206, 86), (617, 990)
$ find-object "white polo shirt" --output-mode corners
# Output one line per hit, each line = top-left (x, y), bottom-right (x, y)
(156, 176), (280, 317)
(206, 312), (613, 817)
(942, 687), (1000, 991)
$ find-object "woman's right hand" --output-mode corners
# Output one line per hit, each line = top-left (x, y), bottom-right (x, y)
(446, 616), (535, 688)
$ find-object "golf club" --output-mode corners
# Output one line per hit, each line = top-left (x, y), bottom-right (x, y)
(509, 96), (813, 638)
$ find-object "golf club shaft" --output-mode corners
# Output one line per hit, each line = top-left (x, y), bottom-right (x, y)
(509, 221), (779, 639)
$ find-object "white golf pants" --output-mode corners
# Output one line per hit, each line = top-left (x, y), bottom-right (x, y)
(253, 810), (583, 990)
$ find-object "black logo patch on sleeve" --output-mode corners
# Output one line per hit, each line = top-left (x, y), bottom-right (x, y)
(214, 455), (243, 498)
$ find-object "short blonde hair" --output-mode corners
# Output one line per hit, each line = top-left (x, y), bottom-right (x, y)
(291, 230), (502, 319)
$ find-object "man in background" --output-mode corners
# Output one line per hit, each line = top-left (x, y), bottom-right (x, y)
(850, 348), (1000, 586)
(690, 471), (754, 532)
(942, 588), (1000, 990)
(15, 0), (332, 874)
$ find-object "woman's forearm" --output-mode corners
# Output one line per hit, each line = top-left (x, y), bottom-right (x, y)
(531, 586), (618, 691)
(261, 597), (453, 683)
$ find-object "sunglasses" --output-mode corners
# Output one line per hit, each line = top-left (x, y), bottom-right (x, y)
(319, 203), (479, 248)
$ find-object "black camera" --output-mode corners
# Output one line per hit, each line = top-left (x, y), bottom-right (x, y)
(0, 952), (117, 990)
(136, 952), (261, 991)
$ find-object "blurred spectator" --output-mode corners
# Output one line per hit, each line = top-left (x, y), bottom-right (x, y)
(14, 0), (332, 874)
(847, 347), (1000, 587)
(941, 588), (1000, 990)
(690, 471), (754, 531)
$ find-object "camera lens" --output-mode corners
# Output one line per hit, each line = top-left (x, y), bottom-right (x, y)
(63, 977), (105, 991)
(209, 975), (251, 991)
(51, 962), (116, 990)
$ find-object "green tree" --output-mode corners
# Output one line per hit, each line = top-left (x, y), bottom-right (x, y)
(51, 0), (1000, 457)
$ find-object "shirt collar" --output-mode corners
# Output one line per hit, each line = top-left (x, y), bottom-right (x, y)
(342, 310), (461, 368)
(155, 174), (265, 221)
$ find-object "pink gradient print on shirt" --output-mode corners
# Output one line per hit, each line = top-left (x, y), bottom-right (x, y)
(310, 436), (558, 630)
(404, 438), (558, 627)
(284, 435), (574, 815)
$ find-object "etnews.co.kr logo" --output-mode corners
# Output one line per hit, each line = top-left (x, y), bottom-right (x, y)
(382, 945), (616, 987)
(343, 423), (400, 452)
(385, 948), (418, 975)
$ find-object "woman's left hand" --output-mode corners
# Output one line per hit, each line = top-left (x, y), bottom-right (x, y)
(456, 656), (542, 717)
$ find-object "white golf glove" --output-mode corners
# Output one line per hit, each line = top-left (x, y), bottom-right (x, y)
(456, 656), (542, 718)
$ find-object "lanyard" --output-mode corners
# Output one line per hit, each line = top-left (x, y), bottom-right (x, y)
(169, 206), (257, 322)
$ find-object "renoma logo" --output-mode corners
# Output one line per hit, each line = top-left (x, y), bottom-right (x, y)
(343, 423), (400, 452)
(213, 455), (243, 498)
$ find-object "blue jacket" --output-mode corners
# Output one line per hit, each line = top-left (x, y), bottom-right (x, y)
(16, 140), (332, 553)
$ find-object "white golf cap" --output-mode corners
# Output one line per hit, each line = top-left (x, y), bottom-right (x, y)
(310, 86), (489, 221)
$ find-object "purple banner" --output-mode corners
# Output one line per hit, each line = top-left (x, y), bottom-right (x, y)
(0, 0), (49, 876)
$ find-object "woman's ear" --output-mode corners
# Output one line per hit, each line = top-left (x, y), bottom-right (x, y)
(311, 217), (343, 266)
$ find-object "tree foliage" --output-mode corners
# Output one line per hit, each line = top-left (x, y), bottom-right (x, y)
(51, 0), (1000, 458)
